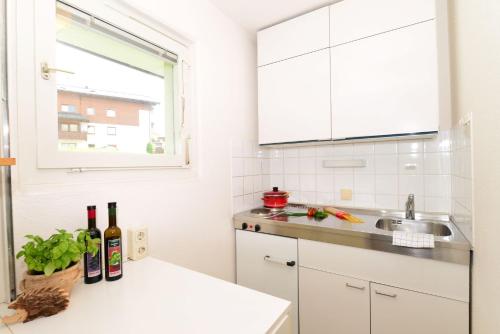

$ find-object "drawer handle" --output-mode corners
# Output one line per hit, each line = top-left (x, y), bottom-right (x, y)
(264, 255), (296, 267)
(345, 283), (365, 290)
(375, 290), (397, 298)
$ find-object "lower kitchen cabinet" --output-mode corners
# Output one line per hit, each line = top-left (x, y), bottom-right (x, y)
(299, 267), (370, 334)
(236, 230), (298, 334)
(370, 283), (469, 334)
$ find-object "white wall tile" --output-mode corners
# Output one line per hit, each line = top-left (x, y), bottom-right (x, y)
(333, 143), (354, 155)
(398, 140), (423, 153)
(398, 154), (423, 175)
(354, 194), (375, 208)
(253, 175), (263, 193)
(353, 142), (375, 155)
(354, 155), (375, 174)
(424, 131), (450, 153)
(334, 174), (354, 194)
(375, 141), (398, 154)
(375, 154), (398, 174)
(283, 147), (299, 157)
(354, 174), (375, 194)
(398, 195), (424, 211)
(300, 174), (316, 192)
(300, 191), (316, 203)
(232, 177), (244, 197)
(299, 158), (316, 174)
(425, 175), (451, 197)
(316, 192), (334, 205)
(243, 176), (253, 195)
(261, 159), (270, 174)
(233, 196), (244, 213)
(375, 175), (398, 195)
(316, 145), (334, 157)
(423, 152), (451, 174)
(285, 174), (300, 190)
(425, 197), (451, 213)
(375, 195), (398, 210)
(269, 174), (284, 189)
(269, 148), (283, 158)
(316, 174), (334, 193)
(261, 174), (271, 190)
(288, 191), (300, 203)
(299, 146), (316, 158)
(270, 158), (283, 174)
(316, 158), (335, 175)
(284, 157), (299, 174)
(398, 175), (424, 196)
(232, 158), (244, 177)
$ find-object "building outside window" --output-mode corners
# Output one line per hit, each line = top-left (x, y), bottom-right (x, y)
(61, 143), (77, 150)
(106, 109), (116, 118)
(61, 123), (69, 131)
(86, 107), (96, 115)
(61, 104), (76, 112)
(69, 124), (78, 132)
(107, 127), (117, 136)
(87, 125), (95, 134)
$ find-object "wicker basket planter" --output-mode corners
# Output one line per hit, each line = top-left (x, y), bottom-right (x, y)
(20, 261), (82, 294)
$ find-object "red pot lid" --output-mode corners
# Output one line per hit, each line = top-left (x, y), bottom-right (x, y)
(263, 187), (289, 197)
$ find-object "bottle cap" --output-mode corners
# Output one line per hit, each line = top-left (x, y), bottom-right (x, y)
(87, 205), (96, 210)
(108, 202), (117, 208)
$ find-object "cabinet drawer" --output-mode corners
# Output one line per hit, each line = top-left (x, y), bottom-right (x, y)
(300, 267), (370, 334)
(371, 283), (468, 334)
(298, 239), (469, 302)
(258, 7), (329, 66)
(258, 49), (331, 144)
(330, 0), (436, 46)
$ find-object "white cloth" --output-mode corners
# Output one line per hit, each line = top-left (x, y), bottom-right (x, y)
(392, 231), (435, 248)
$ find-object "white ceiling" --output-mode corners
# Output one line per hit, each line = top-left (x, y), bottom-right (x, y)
(209, 0), (339, 32)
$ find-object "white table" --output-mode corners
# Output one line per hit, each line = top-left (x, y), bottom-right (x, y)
(2, 258), (291, 334)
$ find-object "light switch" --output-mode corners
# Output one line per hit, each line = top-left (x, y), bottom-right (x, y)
(340, 189), (353, 201)
(127, 227), (149, 261)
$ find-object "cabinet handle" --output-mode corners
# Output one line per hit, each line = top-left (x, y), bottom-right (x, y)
(375, 290), (397, 298)
(264, 255), (296, 267)
(345, 283), (365, 290)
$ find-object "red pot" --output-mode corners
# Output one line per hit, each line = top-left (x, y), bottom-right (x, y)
(262, 187), (289, 209)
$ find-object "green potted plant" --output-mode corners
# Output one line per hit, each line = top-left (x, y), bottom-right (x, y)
(16, 229), (100, 294)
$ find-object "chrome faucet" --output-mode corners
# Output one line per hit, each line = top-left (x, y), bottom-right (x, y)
(405, 194), (415, 220)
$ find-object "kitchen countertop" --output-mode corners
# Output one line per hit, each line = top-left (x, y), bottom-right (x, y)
(1, 258), (291, 334)
(234, 205), (472, 265)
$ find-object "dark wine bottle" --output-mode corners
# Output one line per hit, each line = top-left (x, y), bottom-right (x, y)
(84, 205), (103, 284)
(104, 202), (123, 281)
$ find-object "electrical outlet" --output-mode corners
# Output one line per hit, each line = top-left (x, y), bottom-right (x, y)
(127, 227), (148, 261)
(340, 189), (353, 201)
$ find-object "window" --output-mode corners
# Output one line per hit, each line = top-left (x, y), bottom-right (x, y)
(61, 143), (76, 150)
(107, 127), (116, 136)
(35, 0), (190, 168)
(60, 123), (69, 131)
(60, 104), (76, 112)
(105, 109), (116, 118)
(69, 124), (79, 132)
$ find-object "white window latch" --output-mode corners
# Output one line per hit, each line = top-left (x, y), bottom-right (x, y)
(40, 62), (75, 80)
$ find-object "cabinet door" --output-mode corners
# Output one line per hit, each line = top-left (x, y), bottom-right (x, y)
(330, 0), (435, 46)
(299, 267), (370, 334)
(258, 7), (329, 66)
(331, 20), (438, 139)
(236, 230), (298, 334)
(371, 283), (469, 334)
(258, 49), (331, 144)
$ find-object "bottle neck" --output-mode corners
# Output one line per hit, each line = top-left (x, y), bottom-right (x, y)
(87, 209), (96, 229)
(108, 207), (117, 227)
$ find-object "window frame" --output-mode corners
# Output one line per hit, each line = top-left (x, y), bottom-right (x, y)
(86, 107), (95, 115)
(106, 126), (117, 136)
(34, 0), (191, 169)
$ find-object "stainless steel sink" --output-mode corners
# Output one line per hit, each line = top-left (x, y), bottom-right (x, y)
(375, 218), (452, 237)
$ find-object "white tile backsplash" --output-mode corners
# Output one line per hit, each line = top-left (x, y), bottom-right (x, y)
(232, 134), (453, 214)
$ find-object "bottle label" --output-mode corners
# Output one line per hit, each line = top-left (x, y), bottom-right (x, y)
(86, 245), (101, 278)
(107, 238), (122, 277)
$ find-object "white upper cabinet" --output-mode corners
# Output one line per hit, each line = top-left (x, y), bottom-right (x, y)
(258, 7), (329, 66)
(331, 20), (439, 139)
(258, 49), (331, 144)
(330, 0), (436, 46)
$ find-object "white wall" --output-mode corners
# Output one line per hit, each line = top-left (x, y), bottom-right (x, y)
(232, 135), (453, 215)
(448, 0), (500, 332)
(8, 0), (257, 292)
